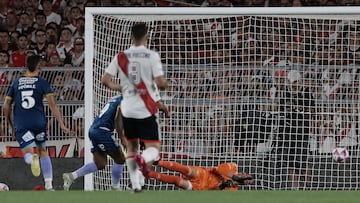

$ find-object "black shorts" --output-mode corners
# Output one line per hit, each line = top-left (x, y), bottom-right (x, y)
(122, 115), (160, 143)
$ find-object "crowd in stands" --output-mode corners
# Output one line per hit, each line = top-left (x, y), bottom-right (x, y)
(0, 0), (85, 67)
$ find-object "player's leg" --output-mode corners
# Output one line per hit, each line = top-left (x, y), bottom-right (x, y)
(22, 146), (40, 177)
(63, 128), (108, 190)
(16, 130), (40, 177)
(139, 141), (160, 176)
(33, 131), (54, 191)
(149, 171), (192, 190)
(126, 140), (142, 192)
(122, 116), (143, 192)
(63, 151), (106, 190)
(136, 115), (161, 177)
(156, 161), (195, 178)
(37, 145), (54, 191)
(107, 149), (126, 190)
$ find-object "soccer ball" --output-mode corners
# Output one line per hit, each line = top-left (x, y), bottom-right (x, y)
(0, 183), (9, 191)
(332, 147), (349, 163)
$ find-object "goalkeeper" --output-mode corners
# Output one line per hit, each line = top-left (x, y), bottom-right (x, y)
(150, 160), (253, 190)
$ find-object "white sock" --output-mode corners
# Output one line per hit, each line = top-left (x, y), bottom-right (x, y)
(24, 153), (33, 164)
(126, 153), (140, 190)
(71, 172), (78, 180)
(138, 170), (145, 186)
(112, 183), (120, 189)
(44, 178), (53, 190)
(141, 147), (159, 163)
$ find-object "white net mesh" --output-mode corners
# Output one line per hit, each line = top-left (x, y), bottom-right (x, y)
(87, 10), (360, 190)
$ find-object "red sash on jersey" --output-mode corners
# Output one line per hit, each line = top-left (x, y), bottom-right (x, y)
(117, 52), (158, 115)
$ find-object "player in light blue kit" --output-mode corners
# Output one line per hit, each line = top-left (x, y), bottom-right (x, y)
(62, 95), (127, 190)
(4, 55), (69, 191)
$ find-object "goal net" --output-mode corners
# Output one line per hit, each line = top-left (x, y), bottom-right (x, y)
(85, 7), (360, 190)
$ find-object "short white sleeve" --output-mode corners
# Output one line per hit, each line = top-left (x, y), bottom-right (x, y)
(104, 55), (119, 76)
(151, 52), (164, 77)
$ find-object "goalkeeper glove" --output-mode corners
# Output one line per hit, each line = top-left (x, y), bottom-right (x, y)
(231, 173), (253, 185)
(219, 180), (234, 190)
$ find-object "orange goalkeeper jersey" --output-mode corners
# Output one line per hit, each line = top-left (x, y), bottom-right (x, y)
(186, 163), (238, 190)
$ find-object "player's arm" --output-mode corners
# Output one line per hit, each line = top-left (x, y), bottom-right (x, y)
(101, 55), (122, 91)
(46, 93), (70, 133)
(155, 75), (168, 90)
(152, 52), (168, 90)
(216, 163), (253, 185)
(156, 100), (170, 118)
(114, 106), (127, 150)
(231, 172), (253, 185)
(101, 72), (122, 92)
(3, 96), (14, 136)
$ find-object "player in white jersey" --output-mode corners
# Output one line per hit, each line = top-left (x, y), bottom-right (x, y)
(101, 22), (168, 192)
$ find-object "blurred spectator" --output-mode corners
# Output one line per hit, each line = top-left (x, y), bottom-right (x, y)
(0, 50), (9, 69)
(0, 0), (8, 25)
(0, 50), (10, 99)
(16, 12), (34, 34)
(47, 50), (62, 67)
(45, 40), (57, 60)
(65, 6), (82, 33)
(31, 11), (47, 43)
(24, 6), (36, 24)
(51, 72), (65, 100)
(41, 0), (62, 25)
(0, 28), (10, 51)
(56, 27), (73, 61)
(277, 70), (315, 189)
(28, 0), (40, 9)
(63, 70), (82, 101)
(46, 25), (59, 44)
(59, 18), (70, 31)
(9, 0), (23, 14)
(34, 11), (47, 30)
(10, 34), (28, 67)
(73, 16), (84, 38)
(10, 30), (20, 45)
(67, 37), (84, 67)
(30, 29), (47, 56)
(5, 11), (18, 33)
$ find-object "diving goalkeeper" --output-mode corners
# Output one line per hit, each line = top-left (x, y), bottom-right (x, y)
(150, 160), (253, 190)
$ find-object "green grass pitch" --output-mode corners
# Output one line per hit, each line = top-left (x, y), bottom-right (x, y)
(1, 190), (359, 203)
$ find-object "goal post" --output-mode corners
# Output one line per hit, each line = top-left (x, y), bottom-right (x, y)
(85, 7), (360, 191)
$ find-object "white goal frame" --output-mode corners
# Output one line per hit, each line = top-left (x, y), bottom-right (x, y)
(84, 6), (360, 191)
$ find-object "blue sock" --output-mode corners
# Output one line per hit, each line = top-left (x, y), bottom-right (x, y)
(112, 163), (124, 185)
(74, 162), (98, 178)
(40, 156), (53, 180)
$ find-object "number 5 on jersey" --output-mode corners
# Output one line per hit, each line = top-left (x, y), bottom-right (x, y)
(21, 90), (35, 109)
